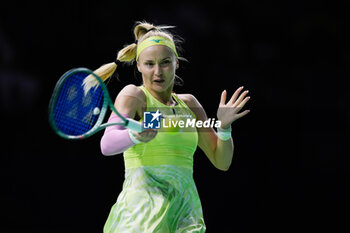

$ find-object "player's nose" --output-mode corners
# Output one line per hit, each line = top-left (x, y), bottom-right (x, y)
(154, 64), (162, 76)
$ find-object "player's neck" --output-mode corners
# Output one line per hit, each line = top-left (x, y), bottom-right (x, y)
(147, 84), (176, 106)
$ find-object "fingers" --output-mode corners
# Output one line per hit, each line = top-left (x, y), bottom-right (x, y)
(134, 129), (158, 142)
(220, 90), (227, 105)
(228, 86), (244, 104)
(140, 129), (158, 138)
(233, 90), (250, 107)
(234, 109), (251, 120)
(237, 96), (250, 109)
(226, 86), (251, 122)
(234, 91), (250, 108)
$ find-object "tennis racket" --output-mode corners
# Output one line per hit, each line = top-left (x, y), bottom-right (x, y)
(48, 67), (143, 139)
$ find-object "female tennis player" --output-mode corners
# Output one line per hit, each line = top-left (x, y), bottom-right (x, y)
(93, 21), (250, 233)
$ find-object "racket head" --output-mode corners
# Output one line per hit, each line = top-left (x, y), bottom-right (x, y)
(48, 68), (109, 139)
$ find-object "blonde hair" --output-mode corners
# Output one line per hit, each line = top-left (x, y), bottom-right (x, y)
(83, 21), (183, 93)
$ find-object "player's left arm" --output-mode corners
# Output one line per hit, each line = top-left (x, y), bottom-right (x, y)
(180, 88), (250, 171)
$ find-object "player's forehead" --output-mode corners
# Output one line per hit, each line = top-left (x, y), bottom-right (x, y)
(138, 45), (175, 62)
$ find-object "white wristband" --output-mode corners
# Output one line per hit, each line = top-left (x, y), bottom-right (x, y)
(128, 129), (142, 144)
(217, 126), (232, 141)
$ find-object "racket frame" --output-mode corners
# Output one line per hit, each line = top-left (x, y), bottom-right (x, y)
(49, 68), (142, 140)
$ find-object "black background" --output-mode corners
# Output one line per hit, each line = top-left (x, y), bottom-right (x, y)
(1, 1), (349, 232)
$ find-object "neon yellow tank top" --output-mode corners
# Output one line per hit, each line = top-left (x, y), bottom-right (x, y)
(123, 85), (198, 170)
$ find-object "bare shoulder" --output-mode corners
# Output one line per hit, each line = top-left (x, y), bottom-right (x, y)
(118, 84), (145, 100)
(114, 84), (146, 118)
(178, 94), (204, 109)
(116, 84), (146, 105)
(177, 94), (201, 108)
(177, 94), (206, 120)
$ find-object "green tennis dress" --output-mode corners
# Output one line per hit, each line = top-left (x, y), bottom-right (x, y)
(103, 86), (206, 233)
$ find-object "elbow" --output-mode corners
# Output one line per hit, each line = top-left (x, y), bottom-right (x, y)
(101, 143), (123, 156)
(101, 150), (111, 157)
(101, 146), (121, 156)
(100, 129), (134, 156)
(100, 145), (114, 156)
(214, 151), (233, 172)
(214, 158), (232, 171)
(217, 164), (231, 172)
(210, 158), (231, 171)
(100, 136), (118, 156)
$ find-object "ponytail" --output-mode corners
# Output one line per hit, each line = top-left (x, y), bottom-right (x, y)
(83, 21), (183, 93)
(83, 42), (137, 93)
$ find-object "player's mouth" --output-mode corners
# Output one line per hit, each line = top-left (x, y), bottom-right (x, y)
(153, 79), (165, 83)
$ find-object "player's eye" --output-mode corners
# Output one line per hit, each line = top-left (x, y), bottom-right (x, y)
(162, 60), (170, 65)
(145, 62), (154, 67)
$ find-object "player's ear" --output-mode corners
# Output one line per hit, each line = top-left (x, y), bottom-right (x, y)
(176, 59), (179, 69)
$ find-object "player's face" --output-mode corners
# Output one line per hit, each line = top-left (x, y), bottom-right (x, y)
(137, 45), (178, 93)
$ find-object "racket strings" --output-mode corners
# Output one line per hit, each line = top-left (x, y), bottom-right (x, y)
(53, 72), (104, 136)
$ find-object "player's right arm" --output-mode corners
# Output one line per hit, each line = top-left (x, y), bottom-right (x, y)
(113, 84), (145, 120)
(100, 85), (157, 156)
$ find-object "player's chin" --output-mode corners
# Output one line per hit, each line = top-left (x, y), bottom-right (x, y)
(152, 81), (167, 90)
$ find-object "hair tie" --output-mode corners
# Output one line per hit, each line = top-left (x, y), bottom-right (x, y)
(114, 59), (121, 66)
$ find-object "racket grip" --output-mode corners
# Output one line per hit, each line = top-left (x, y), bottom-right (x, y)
(126, 118), (143, 133)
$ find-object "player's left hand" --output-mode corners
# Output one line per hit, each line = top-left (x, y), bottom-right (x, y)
(216, 86), (250, 128)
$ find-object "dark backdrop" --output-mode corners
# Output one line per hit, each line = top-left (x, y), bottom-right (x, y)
(1, 1), (349, 232)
